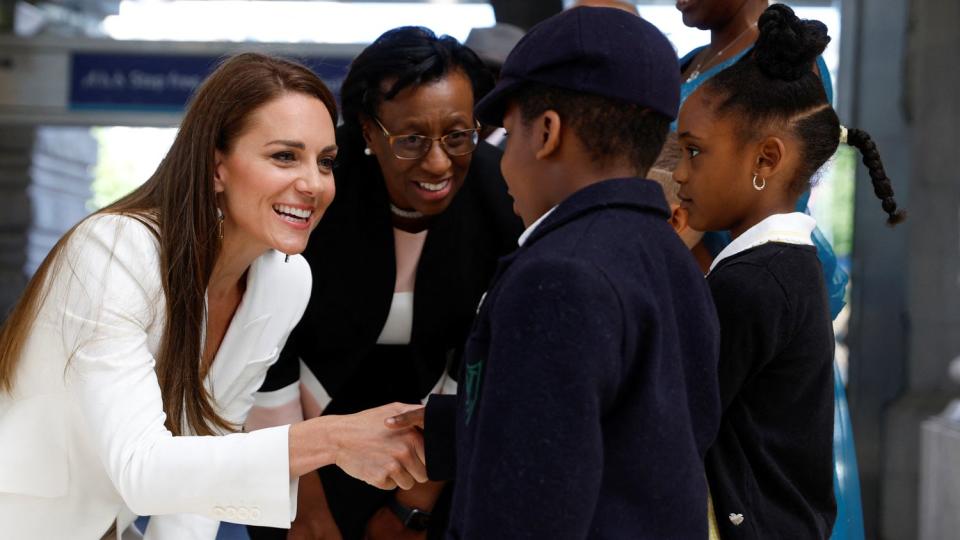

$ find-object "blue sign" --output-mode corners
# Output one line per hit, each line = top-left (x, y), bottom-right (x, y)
(69, 52), (352, 112)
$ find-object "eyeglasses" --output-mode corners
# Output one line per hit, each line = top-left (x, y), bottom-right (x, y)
(372, 117), (481, 160)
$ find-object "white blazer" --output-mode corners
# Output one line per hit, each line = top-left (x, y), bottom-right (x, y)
(0, 215), (311, 539)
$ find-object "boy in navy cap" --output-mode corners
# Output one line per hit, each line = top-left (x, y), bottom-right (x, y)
(388, 7), (721, 538)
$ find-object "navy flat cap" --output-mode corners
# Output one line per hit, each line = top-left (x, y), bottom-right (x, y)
(475, 6), (680, 126)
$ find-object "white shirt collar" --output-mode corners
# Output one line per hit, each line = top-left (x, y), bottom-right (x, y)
(708, 212), (817, 274)
(484, 127), (507, 147)
(518, 206), (559, 247)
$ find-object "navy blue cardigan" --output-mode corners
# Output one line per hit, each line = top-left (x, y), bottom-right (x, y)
(705, 243), (836, 539)
(426, 178), (721, 539)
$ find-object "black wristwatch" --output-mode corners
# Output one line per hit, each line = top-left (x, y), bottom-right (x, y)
(387, 497), (432, 531)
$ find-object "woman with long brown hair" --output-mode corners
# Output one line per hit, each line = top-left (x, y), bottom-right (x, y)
(0, 52), (426, 540)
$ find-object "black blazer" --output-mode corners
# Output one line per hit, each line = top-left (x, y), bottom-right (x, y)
(255, 128), (522, 539)
(428, 179), (722, 539)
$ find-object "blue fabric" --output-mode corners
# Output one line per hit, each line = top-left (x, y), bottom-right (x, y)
(676, 45), (861, 540)
(134, 517), (250, 539)
(674, 46), (750, 131)
(831, 363), (866, 540)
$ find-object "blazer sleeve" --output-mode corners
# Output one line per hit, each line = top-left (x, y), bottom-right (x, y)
(423, 394), (458, 480)
(58, 216), (295, 529)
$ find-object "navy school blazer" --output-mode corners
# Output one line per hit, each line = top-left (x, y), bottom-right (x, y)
(426, 178), (722, 540)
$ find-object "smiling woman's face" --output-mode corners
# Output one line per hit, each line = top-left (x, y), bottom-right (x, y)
(363, 70), (476, 217)
(214, 91), (338, 257)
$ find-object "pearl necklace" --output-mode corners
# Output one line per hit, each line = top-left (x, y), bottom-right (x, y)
(685, 22), (757, 83)
(390, 203), (425, 220)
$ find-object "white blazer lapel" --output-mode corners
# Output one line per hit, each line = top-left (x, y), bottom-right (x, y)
(205, 253), (277, 409)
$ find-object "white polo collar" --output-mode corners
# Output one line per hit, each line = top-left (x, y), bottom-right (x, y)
(708, 212), (816, 274)
(518, 206), (559, 247)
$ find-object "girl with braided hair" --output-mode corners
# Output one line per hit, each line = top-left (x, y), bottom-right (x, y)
(674, 4), (903, 539)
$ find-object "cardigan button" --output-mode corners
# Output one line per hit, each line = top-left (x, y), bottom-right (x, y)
(250, 507), (262, 520)
(213, 506), (225, 518)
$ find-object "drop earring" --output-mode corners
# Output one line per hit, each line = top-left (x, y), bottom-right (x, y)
(752, 173), (766, 191)
(216, 207), (224, 239)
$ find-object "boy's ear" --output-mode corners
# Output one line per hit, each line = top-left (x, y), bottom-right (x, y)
(668, 203), (689, 235)
(755, 136), (787, 180)
(670, 204), (705, 250)
(534, 110), (562, 160)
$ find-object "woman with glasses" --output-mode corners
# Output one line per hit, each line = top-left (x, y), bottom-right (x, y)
(246, 27), (523, 540)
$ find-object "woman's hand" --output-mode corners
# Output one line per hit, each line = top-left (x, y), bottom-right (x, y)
(289, 403), (428, 490)
(331, 403), (428, 490)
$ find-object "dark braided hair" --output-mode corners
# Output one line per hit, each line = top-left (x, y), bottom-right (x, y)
(846, 128), (906, 224)
(703, 4), (904, 225)
(338, 26), (494, 163)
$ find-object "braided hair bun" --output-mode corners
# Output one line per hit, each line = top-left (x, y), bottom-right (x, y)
(753, 4), (830, 82)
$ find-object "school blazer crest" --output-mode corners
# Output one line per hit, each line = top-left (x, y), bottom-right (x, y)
(0, 215), (307, 539)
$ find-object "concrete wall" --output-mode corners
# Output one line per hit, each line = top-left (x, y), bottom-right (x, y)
(844, 0), (960, 537)
(0, 125), (94, 318)
(0, 126), (35, 316)
(896, 0), (960, 537)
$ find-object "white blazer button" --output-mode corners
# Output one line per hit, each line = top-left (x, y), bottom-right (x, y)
(250, 507), (262, 520)
(213, 506), (225, 517)
(226, 506), (237, 518)
(237, 507), (249, 520)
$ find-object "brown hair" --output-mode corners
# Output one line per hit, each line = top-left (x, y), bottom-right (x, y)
(648, 132), (682, 204)
(0, 53), (338, 435)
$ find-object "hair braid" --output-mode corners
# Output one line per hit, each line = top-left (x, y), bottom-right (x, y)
(846, 128), (906, 225)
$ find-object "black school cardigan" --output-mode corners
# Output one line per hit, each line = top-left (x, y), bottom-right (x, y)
(705, 242), (837, 539)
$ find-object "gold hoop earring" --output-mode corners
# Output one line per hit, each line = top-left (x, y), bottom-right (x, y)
(216, 207), (224, 240)
(752, 173), (766, 191)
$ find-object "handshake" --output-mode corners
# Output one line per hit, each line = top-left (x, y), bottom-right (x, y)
(289, 402), (429, 490)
